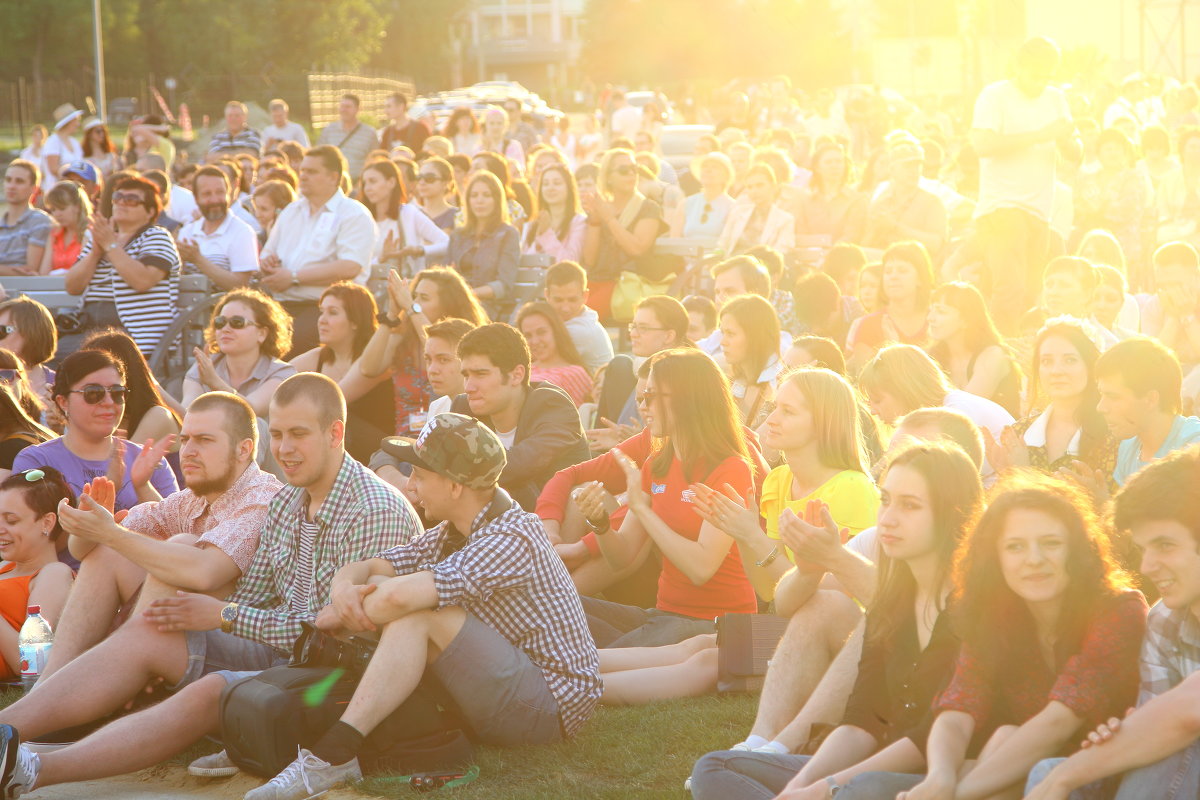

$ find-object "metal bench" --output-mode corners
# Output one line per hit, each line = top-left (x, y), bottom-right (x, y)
(0, 275), (80, 313)
(503, 253), (555, 321)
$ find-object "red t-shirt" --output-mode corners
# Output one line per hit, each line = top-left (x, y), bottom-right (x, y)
(645, 454), (758, 619)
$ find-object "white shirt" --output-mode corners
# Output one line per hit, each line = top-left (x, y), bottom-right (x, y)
(972, 79), (1071, 221)
(564, 307), (614, 371)
(170, 185), (200, 223)
(261, 189), (376, 302)
(261, 121), (310, 149)
(178, 212), (260, 274)
(40, 133), (84, 190)
(944, 389), (1015, 438)
(1021, 406), (1082, 456)
(496, 428), (517, 449)
(372, 205), (450, 274)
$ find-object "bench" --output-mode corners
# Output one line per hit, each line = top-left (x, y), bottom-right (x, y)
(0, 275), (79, 312)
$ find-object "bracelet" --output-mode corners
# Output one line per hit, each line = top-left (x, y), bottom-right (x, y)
(585, 516), (611, 535)
(755, 545), (780, 568)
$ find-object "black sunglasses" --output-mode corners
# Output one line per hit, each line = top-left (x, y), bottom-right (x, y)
(609, 165), (637, 177)
(70, 384), (127, 404)
(213, 315), (257, 330)
(417, 173), (443, 183)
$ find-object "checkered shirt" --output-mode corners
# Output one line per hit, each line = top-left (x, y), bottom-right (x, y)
(1138, 601), (1200, 704)
(228, 455), (421, 652)
(376, 491), (602, 737)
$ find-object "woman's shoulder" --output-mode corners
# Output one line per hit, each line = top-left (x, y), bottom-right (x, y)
(289, 347), (322, 373)
(761, 463), (792, 496)
(263, 357), (299, 379)
(31, 561), (73, 585)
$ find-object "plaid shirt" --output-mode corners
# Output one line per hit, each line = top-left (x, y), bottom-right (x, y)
(1138, 601), (1200, 704)
(229, 455), (421, 652)
(376, 490), (601, 737)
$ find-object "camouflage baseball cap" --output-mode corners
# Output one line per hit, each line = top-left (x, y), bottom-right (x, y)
(380, 413), (506, 490)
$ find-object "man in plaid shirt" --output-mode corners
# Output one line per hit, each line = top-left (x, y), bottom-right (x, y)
(1026, 445), (1200, 800)
(246, 412), (602, 800)
(0, 374), (421, 797)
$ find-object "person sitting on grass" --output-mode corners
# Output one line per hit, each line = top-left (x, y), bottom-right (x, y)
(245, 413), (601, 799)
(38, 392), (281, 682)
(861, 473), (1147, 800)
(0, 374), (421, 797)
(1024, 444), (1200, 800)
(690, 442), (983, 800)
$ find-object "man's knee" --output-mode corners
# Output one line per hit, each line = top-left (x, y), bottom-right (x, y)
(789, 589), (861, 630)
(166, 533), (201, 546)
(380, 606), (467, 651)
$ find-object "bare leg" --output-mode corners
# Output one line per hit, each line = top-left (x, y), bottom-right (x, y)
(601, 648), (718, 705)
(339, 606), (468, 737)
(572, 538), (652, 596)
(771, 619), (865, 751)
(0, 615), (189, 740)
(32, 674), (226, 788)
(748, 590), (863, 743)
(39, 544), (147, 681)
(599, 633), (715, 673)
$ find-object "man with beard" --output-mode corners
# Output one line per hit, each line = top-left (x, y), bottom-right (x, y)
(177, 165), (260, 290)
(37, 391), (282, 681)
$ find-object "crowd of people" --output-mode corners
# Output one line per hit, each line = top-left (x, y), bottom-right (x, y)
(0, 32), (1199, 800)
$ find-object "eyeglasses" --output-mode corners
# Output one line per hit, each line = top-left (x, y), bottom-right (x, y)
(111, 191), (147, 208)
(609, 164), (637, 177)
(637, 390), (669, 406)
(700, 202), (713, 225)
(627, 323), (667, 335)
(0, 369), (19, 384)
(417, 173), (443, 183)
(70, 384), (127, 404)
(213, 315), (258, 330)
(0, 325), (14, 341)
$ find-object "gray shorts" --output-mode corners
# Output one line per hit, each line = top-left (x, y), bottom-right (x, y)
(430, 612), (562, 746)
(173, 629), (287, 691)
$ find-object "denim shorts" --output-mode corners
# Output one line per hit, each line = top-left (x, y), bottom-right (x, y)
(430, 612), (562, 746)
(173, 629), (287, 691)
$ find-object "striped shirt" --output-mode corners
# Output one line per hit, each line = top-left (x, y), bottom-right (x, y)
(376, 490), (602, 737)
(178, 212), (259, 274)
(227, 454), (421, 653)
(209, 126), (263, 153)
(79, 224), (179, 355)
(1138, 601), (1200, 704)
(0, 207), (52, 267)
(290, 519), (318, 614)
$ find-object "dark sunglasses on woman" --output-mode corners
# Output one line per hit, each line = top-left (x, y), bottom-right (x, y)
(70, 384), (127, 404)
(213, 315), (257, 330)
(111, 191), (147, 208)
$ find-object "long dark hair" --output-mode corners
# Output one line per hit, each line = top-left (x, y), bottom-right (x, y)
(395, 267), (489, 361)
(0, 349), (44, 423)
(952, 471), (1134, 674)
(525, 163), (580, 248)
(1028, 319), (1108, 451)
(720, 295), (781, 385)
(316, 282), (378, 369)
(647, 349), (749, 481)
(866, 442), (983, 646)
(81, 328), (181, 436)
(515, 301), (585, 367)
(361, 160), (407, 221)
(83, 122), (117, 157)
(0, 383), (54, 443)
(442, 107), (479, 138)
(928, 281), (1019, 381)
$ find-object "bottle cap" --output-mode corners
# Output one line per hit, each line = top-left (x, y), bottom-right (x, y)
(27, 605), (40, 615)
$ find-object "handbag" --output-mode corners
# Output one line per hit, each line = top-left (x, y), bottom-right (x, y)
(218, 664), (472, 778)
(715, 612), (789, 693)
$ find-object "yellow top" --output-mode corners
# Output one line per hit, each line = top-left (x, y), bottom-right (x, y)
(760, 466), (879, 560)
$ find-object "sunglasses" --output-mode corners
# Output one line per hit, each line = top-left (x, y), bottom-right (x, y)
(70, 384), (127, 404)
(417, 173), (443, 183)
(609, 165), (637, 177)
(111, 191), (147, 207)
(700, 202), (713, 225)
(637, 390), (668, 406)
(627, 322), (667, 335)
(0, 369), (19, 384)
(213, 315), (258, 330)
(0, 325), (13, 340)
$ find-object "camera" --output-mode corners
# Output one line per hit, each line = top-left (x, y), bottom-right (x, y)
(290, 622), (377, 677)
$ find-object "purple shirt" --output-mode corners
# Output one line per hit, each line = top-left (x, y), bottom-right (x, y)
(11, 437), (179, 511)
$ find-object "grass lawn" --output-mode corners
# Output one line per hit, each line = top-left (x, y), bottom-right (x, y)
(355, 694), (758, 800)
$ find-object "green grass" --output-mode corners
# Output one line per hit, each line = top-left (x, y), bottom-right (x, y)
(355, 695), (758, 800)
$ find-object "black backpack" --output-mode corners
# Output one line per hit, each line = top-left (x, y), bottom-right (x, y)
(218, 665), (473, 778)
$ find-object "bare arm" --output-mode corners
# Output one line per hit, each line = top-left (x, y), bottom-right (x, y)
(954, 701), (1082, 800)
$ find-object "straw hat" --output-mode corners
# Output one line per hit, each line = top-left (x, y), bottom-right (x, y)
(53, 103), (84, 131)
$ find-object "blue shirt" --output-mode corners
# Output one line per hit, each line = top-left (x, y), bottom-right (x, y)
(0, 207), (52, 267)
(1113, 415), (1200, 486)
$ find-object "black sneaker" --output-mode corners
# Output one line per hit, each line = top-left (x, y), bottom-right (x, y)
(0, 725), (39, 798)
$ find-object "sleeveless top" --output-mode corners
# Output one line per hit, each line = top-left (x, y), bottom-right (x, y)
(0, 563), (37, 679)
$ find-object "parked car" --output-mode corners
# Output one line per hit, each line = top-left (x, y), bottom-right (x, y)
(658, 124), (715, 173)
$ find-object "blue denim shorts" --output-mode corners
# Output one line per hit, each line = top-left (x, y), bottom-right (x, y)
(173, 629), (287, 691)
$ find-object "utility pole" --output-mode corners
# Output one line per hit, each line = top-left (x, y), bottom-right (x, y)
(93, 0), (107, 119)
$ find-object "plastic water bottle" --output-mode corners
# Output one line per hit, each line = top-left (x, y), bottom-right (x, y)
(18, 605), (53, 692)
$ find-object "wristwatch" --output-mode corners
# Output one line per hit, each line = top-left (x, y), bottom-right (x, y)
(219, 602), (240, 634)
(410, 302), (424, 315)
(585, 516), (611, 535)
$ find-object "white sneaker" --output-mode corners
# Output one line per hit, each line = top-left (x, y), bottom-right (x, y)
(0, 726), (39, 799)
(189, 748), (239, 778)
(243, 747), (361, 800)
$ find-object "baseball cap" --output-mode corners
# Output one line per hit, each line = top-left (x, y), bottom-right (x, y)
(380, 413), (506, 490)
(61, 161), (99, 183)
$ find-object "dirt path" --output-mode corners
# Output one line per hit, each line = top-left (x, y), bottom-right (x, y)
(25, 763), (374, 799)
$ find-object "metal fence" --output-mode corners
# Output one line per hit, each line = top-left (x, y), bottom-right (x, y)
(306, 72), (416, 129)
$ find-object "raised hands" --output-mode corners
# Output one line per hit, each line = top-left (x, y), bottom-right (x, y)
(690, 482), (761, 543)
(777, 500), (848, 568)
(983, 425), (1030, 473)
(131, 435), (175, 490)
